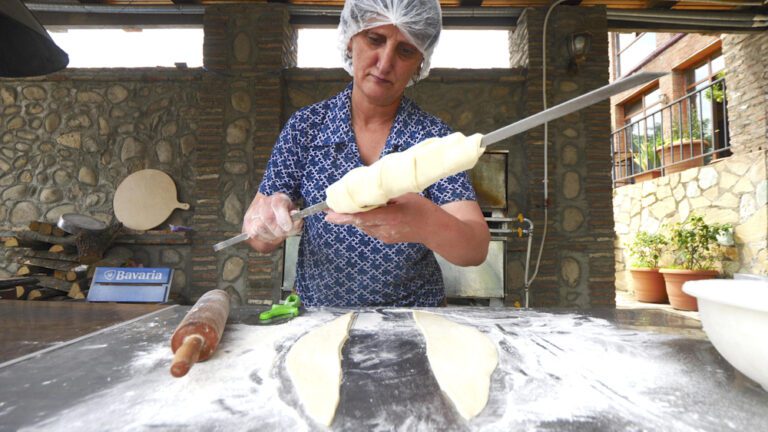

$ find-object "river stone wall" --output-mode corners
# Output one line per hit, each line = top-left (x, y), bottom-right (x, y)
(0, 71), (201, 300)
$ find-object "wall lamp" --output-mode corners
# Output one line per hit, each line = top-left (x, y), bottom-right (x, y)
(566, 31), (592, 73)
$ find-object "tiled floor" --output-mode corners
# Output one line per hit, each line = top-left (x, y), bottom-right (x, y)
(615, 289), (700, 321)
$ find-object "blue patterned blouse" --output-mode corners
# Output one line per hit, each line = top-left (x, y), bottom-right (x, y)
(259, 84), (477, 307)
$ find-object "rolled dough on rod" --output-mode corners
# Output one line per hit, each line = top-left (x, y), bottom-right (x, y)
(285, 312), (355, 426)
(413, 310), (498, 420)
(326, 132), (484, 213)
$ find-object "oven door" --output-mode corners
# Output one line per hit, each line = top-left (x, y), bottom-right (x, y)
(435, 239), (505, 301)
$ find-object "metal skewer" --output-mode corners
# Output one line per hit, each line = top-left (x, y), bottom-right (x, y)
(213, 201), (329, 252)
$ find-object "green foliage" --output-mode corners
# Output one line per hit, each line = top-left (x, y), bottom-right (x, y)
(628, 231), (667, 268)
(666, 214), (725, 271)
(705, 71), (726, 104)
(632, 138), (661, 172)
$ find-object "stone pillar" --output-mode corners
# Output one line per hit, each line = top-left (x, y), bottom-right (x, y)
(722, 31), (768, 156)
(190, 4), (296, 304)
(509, 6), (613, 307)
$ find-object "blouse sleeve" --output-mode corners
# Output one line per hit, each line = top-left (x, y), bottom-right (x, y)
(257, 114), (305, 202)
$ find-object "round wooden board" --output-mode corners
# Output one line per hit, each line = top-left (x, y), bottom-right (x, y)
(113, 169), (189, 231)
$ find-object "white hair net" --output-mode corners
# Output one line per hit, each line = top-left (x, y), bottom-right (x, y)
(338, 0), (443, 84)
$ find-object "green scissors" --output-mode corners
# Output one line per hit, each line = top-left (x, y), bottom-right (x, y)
(258, 293), (301, 323)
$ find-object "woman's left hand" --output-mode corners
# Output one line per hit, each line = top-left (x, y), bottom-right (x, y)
(324, 193), (432, 244)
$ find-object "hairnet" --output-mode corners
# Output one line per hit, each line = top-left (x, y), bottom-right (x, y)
(338, 0), (443, 84)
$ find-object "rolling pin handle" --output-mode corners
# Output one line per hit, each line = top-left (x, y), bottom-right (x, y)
(171, 334), (205, 378)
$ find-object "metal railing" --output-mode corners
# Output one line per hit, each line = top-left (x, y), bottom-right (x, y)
(611, 78), (730, 187)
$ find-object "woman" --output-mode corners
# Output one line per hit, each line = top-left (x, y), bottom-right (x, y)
(242, 0), (490, 307)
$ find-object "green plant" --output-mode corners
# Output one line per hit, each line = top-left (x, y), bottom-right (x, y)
(666, 214), (725, 271)
(628, 231), (667, 268)
(704, 71), (726, 104)
(632, 138), (661, 172)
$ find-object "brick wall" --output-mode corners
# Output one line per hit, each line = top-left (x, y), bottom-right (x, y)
(608, 33), (720, 131)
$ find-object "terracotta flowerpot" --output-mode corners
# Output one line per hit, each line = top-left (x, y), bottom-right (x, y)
(657, 139), (707, 175)
(633, 170), (661, 183)
(659, 268), (719, 311)
(629, 268), (668, 303)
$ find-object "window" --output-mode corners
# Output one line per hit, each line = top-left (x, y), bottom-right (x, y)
(48, 28), (204, 68)
(622, 87), (664, 159)
(297, 28), (511, 69)
(614, 32), (656, 77)
(685, 52), (729, 158)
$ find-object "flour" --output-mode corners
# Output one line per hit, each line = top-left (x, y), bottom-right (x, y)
(24, 311), (344, 432)
(17, 308), (756, 432)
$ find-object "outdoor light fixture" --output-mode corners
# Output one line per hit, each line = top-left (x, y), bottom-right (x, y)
(0, 0), (69, 77)
(566, 31), (592, 72)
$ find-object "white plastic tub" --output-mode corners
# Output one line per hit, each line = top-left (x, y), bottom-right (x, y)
(683, 279), (768, 391)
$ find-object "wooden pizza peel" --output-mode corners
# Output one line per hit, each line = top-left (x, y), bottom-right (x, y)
(113, 169), (190, 231)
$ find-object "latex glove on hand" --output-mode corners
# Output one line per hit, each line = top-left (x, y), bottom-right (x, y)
(242, 193), (303, 247)
(325, 193), (432, 244)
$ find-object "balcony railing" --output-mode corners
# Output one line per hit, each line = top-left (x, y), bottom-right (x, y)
(611, 77), (730, 187)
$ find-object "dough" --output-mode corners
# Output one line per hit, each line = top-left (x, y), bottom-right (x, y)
(413, 310), (498, 420)
(326, 132), (485, 213)
(285, 312), (355, 426)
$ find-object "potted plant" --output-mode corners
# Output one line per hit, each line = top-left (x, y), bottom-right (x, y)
(660, 214), (724, 311)
(632, 138), (662, 182)
(627, 231), (668, 303)
(657, 107), (711, 174)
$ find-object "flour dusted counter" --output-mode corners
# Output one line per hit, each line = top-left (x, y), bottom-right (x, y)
(1, 305), (767, 431)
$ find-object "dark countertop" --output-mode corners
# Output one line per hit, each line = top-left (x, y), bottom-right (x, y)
(0, 305), (766, 431)
(0, 300), (171, 364)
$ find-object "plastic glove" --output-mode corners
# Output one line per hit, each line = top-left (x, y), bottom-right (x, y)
(243, 193), (303, 242)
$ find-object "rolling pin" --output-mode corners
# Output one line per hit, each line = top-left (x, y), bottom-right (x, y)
(170, 289), (230, 377)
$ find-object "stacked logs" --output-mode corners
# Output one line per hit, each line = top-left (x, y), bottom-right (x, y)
(0, 220), (128, 301)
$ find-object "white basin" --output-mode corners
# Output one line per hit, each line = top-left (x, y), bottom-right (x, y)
(683, 279), (768, 391)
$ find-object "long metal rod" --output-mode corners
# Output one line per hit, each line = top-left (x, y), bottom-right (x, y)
(213, 201), (329, 252)
(480, 72), (665, 148)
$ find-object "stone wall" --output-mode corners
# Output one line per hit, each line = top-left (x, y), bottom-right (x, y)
(513, 6), (614, 307)
(721, 31), (768, 155)
(614, 150), (768, 292)
(0, 71), (201, 299)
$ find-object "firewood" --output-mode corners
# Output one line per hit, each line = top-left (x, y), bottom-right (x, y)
(0, 277), (39, 289)
(36, 276), (81, 294)
(53, 265), (88, 282)
(49, 244), (76, 254)
(4, 237), (48, 249)
(16, 286), (29, 299)
(22, 257), (81, 272)
(0, 287), (17, 300)
(68, 284), (86, 300)
(29, 221), (54, 236)
(28, 288), (62, 301)
(18, 231), (75, 246)
(16, 265), (52, 276)
(23, 250), (79, 262)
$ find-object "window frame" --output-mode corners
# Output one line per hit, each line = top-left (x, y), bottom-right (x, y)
(613, 32), (656, 78)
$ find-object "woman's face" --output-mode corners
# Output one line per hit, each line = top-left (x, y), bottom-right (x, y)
(349, 24), (424, 107)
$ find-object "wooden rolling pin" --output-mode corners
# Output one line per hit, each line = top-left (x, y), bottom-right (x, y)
(170, 289), (230, 377)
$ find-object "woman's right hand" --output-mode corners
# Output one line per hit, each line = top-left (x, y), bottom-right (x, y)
(242, 192), (303, 252)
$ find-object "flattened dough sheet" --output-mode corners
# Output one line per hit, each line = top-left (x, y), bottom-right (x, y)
(413, 310), (499, 420)
(285, 312), (355, 426)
